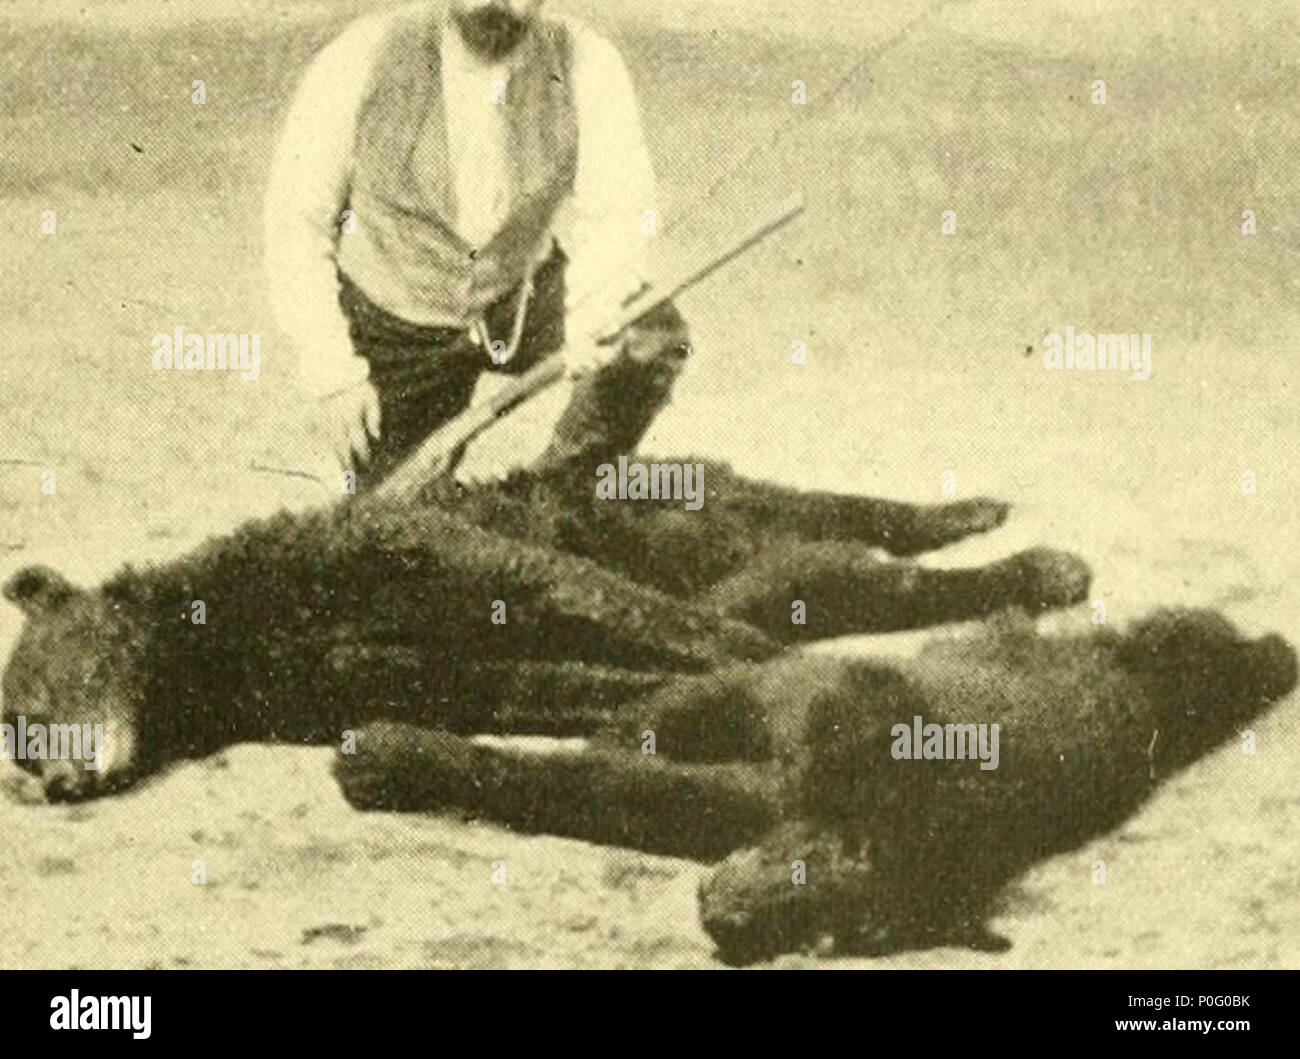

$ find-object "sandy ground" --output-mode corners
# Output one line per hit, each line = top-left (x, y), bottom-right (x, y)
(1, 0), (1298, 968)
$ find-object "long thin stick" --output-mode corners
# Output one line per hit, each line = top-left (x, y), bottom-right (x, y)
(376, 193), (805, 500)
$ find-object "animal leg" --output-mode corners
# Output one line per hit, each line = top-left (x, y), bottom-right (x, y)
(320, 649), (675, 736)
(704, 543), (1091, 640)
(711, 472), (1009, 556)
(334, 721), (781, 860)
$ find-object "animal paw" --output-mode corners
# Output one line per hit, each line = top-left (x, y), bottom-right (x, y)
(333, 722), (480, 812)
(1008, 547), (1092, 611)
(893, 498), (1010, 555)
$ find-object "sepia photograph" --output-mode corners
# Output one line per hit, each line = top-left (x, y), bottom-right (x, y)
(0, 0), (1296, 1030)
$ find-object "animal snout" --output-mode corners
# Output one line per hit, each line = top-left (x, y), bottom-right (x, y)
(1254, 633), (1298, 701)
(39, 759), (89, 803)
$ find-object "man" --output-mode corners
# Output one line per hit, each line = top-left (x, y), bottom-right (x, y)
(264, 0), (690, 485)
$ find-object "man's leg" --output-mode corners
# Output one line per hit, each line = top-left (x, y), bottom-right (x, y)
(534, 299), (692, 473)
(337, 275), (483, 486)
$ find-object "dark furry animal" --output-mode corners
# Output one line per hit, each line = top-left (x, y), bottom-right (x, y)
(335, 609), (1296, 964)
(1, 459), (1085, 800)
(4, 455), (1288, 963)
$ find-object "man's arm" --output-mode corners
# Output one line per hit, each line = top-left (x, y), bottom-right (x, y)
(263, 17), (388, 400)
(560, 24), (658, 346)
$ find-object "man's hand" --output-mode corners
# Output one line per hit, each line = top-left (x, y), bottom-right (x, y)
(563, 332), (623, 379)
(319, 379), (382, 471)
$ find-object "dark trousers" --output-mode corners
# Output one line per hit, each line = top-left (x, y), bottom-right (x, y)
(338, 246), (690, 487)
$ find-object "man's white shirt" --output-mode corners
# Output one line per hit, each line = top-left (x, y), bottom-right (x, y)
(263, 7), (657, 401)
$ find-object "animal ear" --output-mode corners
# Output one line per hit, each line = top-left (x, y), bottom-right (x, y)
(2, 565), (77, 614)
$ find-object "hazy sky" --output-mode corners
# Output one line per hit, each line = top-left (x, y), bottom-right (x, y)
(6, 0), (1296, 61)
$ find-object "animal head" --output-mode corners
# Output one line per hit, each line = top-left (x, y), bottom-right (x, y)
(1, 565), (145, 800)
(698, 822), (845, 965)
(1117, 608), (1296, 765)
(699, 821), (923, 965)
